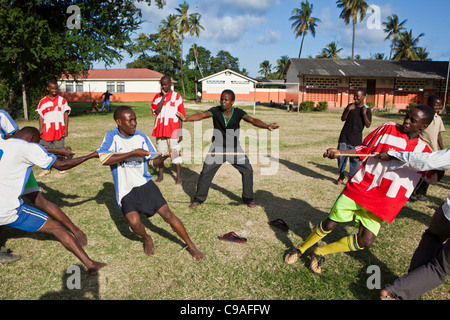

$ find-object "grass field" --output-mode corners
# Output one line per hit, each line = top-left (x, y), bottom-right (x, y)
(1, 101), (449, 300)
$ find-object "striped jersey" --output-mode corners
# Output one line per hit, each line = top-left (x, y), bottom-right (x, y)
(342, 122), (432, 223)
(36, 95), (71, 141)
(0, 135), (56, 225)
(151, 90), (185, 138)
(97, 129), (157, 208)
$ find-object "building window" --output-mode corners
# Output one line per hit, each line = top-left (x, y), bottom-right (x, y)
(116, 82), (125, 93)
(66, 82), (74, 93)
(107, 82), (115, 93)
(76, 82), (84, 93)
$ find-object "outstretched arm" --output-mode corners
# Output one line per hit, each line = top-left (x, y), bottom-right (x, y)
(100, 149), (168, 168)
(242, 115), (279, 131)
(51, 152), (99, 171)
(177, 111), (211, 122)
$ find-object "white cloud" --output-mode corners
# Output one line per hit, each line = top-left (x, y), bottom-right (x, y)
(257, 29), (282, 44)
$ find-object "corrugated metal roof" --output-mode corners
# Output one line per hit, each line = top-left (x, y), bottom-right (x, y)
(289, 58), (448, 79)
(61, 68), (165, 80)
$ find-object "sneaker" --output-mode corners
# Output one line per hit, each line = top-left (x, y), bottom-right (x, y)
(189, 202), (200, 209)
(38, 169), (51, 177)
(310, 252), (325, 274)
(0, 247), (21, 264)
(284, 248), (302, 264)
(58, 170), (66, 174)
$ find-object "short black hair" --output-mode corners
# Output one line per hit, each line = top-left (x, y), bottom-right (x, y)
(113, 106), (133, 120)
(414, 105), (435, 125)
(427, 95), (441, 106)
(47, 79), (58, 86)
(221, 89), (235, 101)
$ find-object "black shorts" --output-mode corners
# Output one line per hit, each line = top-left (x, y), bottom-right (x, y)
(121, 180), (167, 217)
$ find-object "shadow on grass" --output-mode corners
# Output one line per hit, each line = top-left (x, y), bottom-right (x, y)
(94, 182), (185, 249)
(39, 264), (101, 300)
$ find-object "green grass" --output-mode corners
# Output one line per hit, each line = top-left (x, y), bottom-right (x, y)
(1, 102), (449, 300)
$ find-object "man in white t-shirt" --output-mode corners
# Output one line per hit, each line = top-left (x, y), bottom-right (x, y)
(97, 106), (204, 261)
(0, 127), (106, 275)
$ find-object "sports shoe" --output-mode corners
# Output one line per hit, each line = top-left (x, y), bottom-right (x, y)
(284, 248), (302, 264)
(0, 247), (21, 264)
(38, 169), (51, 177)
(310, 252), (325, 274)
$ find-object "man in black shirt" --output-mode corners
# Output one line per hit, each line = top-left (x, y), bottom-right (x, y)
(336, 89), (372, 185)
(177, 90), (279, 208)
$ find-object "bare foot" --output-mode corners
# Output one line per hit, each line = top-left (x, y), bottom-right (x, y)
(188, 246), (205, 261)
(380, 289), (397, 300)
(143, 238), (156, 256)
(88, 261), (107, 275)
(155, 176), (163, 183)
(175, 178), (182, 185)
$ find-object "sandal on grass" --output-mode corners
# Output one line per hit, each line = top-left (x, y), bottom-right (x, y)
(268, 218), (289, 232)
(218, 232), (247, 243)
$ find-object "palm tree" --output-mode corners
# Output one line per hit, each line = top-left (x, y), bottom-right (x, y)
(289, 1), (321, 58)
(275, 55), (290, 80)
(189, 13), (204, 78)
(158, 14), (180, 73)
(317, 41), (343, 59)
(392, 29), (424, 60)
(336, 0), (370, 59)
(382, 14), (407, 59)
(258, 60), (272, 79)
(175, 1), (190, 98)
(415, 47), (431, 61)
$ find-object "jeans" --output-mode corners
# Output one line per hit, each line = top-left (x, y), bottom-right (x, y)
(337, 142), (360, 177)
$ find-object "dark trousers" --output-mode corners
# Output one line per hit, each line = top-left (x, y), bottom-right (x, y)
(385, 204), (450, 300)
(193, 151), (253, 204)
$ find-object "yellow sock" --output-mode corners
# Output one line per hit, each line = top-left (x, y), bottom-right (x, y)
(297, 221), (331, 253)
(314, 234), (364, 256)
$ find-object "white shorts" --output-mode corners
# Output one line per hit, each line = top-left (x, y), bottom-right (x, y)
(156, 137), (182, 164)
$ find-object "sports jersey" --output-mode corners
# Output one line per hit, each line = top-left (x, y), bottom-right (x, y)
(342, 122), (431, 223)
(151, 90), (185, 138)
(207, 106), (248, 150)
(0, 109), (18, 135)
(97, 129), (157, 207)
(0, 135), (56, 225)
(36, 95), (71, 142)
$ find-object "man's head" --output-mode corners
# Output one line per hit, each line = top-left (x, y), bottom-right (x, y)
(114, 106), (137, 137)
(353, 89), (366, 106)
(160, 75), (172, 94)
(402, 105), (434, 138)
(46, 79), (59, 98)
(11, 127), (41, 143)
(220, 89), (235, 111)
(427, 95), (442, 114)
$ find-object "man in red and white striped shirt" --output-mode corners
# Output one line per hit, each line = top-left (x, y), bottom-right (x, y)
(285, 106), (436, 274)
(151, 76), (185, 184)
(36, 79), (71, 176)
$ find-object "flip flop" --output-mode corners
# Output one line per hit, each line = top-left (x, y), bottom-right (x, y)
(268, 219), (289, 232)
(218, 232), (247, 243)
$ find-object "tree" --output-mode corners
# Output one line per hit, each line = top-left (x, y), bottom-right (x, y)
(175, 1), (191, 98)
(317, 42), (343, 59)
(189, 13), (204, 78)
(336, 0), (370, 59)
(415, 47), (431, 61)
(258, 60), (273, 79)
(392, 30), (424, 61)
(382, 14), (407, 59)
(289, 1), (321, 58)
(275, 55), (290, 80)
(158, 14), (181, 74)
(0, 0), (163, 119)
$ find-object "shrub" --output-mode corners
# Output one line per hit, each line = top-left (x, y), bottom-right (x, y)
(315, 101), (328, 112)
(300, 100), (315, 112)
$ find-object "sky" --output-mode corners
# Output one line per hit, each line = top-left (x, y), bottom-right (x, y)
(97, 0), (450, 78)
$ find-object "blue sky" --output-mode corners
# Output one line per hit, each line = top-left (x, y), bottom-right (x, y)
(99, 0), (450, 78)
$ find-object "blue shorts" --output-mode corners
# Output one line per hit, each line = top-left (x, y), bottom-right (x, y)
(6, 205), (48, 232)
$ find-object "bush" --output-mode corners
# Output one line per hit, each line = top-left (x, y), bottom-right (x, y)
(366, 101), (375, 109)
(315, 101), (328, 112)
(407, 102), (418, 110)
(300, 100), (315, 112)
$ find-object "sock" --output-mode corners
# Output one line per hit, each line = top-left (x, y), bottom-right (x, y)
(297, 221), (332, 253)
(314, 234), (364, 256)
